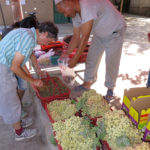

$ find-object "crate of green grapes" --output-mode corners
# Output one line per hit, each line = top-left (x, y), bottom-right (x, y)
(32, 76), (70, 105)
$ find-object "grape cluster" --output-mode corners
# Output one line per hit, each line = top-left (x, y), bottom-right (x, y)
(77, 90), (110, 118)
(53, 116), (96, 150)
(47, 99), (77, 121)
(126, 142), (150, 150)
(97, 110), (144, 150)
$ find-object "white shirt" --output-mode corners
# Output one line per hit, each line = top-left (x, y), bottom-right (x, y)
(72, 0), (126, 38)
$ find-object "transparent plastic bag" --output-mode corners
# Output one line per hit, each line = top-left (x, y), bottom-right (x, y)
(57, 57), (76, 87)
(37, 49), (55, 66)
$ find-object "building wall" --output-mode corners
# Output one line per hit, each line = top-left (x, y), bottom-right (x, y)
(1, 0), (150, 26)
(0, 0), (54, 26)
(130, 0), (150, 15)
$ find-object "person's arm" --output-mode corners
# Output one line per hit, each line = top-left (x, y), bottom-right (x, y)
(66, 27), (81, 55)
(23, 64), (29, 73)
(10, 51), (43, 87)
(30, 53), (46, 78)
(68, 20), (93, 68)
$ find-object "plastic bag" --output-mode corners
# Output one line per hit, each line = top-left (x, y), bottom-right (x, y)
(38, 49), (55, 60)
(34, 50), (46, 58)
(37, 49), (55, 66)
(57, 57), (76, 87)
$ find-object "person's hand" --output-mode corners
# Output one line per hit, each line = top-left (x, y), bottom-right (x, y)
(32, 79), (44, 87)
(68, 57), (77, 68)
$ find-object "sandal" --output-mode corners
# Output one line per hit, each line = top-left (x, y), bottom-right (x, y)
(104, 89), (115, 101)
(70, 85), (90, 99)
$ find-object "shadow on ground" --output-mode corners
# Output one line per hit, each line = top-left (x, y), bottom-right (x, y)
(109, 70), (149, 110)
(118, 70), (148, 85)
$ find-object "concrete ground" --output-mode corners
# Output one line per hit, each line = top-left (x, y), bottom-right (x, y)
(0, 14), (150, 150)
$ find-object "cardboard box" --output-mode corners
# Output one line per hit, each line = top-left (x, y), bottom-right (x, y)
(121, 87), (150, 129)
(122, 87), (150, 114)
(143, 115), (150, 141)
(129, 97), (150, 129)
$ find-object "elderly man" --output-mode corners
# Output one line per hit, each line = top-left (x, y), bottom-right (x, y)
(55, 0), (126, 101)
(0, 22), (58, 141)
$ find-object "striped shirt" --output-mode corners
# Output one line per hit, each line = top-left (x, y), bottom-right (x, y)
(0, 27), (37, 67)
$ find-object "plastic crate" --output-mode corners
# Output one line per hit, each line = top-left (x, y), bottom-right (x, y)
(44, 101), (81, 124)
(53, 132), (63, 150)
(32, 76), (70, 105)
(44, 102), (55, 123)
(69, 48), (88, 63)
(41, 41), (65, 51)
(53, 131), (100, 150)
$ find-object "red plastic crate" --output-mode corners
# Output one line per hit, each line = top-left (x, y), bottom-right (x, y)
(48, 110), (102, 150)
(69, 48), (88, 63)
(41, 41), (65, 51)
(44, 101), (81, 124)
(40, 42), (89, 63)
(44, 102), (55, 123)
(53, 131), (101, 150)
(32, 76), (70, 105)
(53, 132), (63, 150)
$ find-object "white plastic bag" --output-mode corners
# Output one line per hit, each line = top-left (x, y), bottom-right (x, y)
(38, 49), (55, 60)
(37, 49), (55, 66)
(57, 57), (76, 87)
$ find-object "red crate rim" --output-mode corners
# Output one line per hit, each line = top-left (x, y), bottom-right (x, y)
(53, 131), (101, 150)
(44, 100), (81, 123)
(32, 76), (70, 103)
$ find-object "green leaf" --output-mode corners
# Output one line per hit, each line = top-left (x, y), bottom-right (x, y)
(116, 135), (131, 147)
(50, 134), (57, 146)
(76, 99), (84, 111)
(97, 121), (106, 140)
(71, 99), (76, 104)
(92, 137), (102, 148)
(91, 126), (99, 133)
(81, 116), (91, 126)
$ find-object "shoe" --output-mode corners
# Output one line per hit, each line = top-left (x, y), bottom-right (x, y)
(22, 101), (32, 108)
(21, 110), (28, 119)
(21, 118), (33, 128)
(15, 128), (37, 141)
(104, 89), (115, 102)
(70, 85), (90, 99)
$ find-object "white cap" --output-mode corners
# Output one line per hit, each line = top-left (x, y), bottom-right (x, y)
(55, 0), (62, 5)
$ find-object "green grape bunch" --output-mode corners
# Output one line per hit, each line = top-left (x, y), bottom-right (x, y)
(97, 110), (144, 150)
(126, 142), (150, 150)
(47, 99), (77, 122)
(53, 116), (99, 150)
(76, 90), (110, 118)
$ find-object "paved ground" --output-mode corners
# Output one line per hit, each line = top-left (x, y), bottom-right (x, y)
(0, 14), (150, 150)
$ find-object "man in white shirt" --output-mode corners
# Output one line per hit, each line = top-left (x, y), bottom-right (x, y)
(55, 0), (126, 101)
